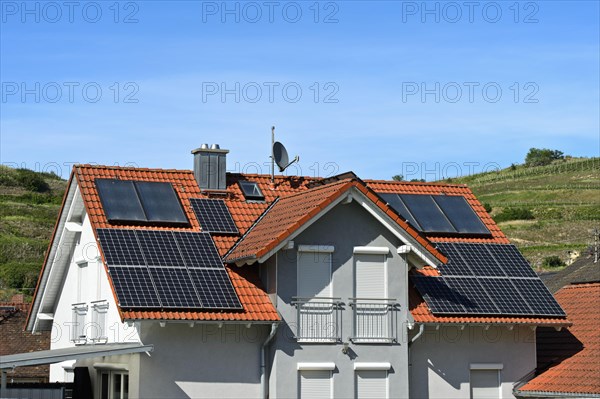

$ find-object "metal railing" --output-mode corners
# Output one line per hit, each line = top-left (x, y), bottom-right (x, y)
(349, 298), (399, 343)
(292, 297), (343, 342)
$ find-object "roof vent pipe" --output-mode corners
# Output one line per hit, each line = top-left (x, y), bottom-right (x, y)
(191, 144), (229, 190)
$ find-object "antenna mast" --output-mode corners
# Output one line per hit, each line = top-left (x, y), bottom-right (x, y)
(271, 126), (275, 184)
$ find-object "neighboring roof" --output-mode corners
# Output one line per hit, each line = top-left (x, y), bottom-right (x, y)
(365, 180), (508, 244)
(0, 342), (153, 369)
(518, 283), (600, 397)
(542, 255), (600, 293)
(408, 268), (569, 326)
(225, 178), (445, 264)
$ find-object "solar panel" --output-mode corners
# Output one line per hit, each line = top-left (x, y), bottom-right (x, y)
(96, 179), (146, 223)
(453, 243), (506, 277)
(149, 267), (202, 308)
(97, 229), (145, 266)
(239, 181), (265, 201)
(400, 194), (457, 233)
(379, 193), (421, 229)
(190, 198), (239, 234)
(444, 277), (501, 314)
(412, 276), (466, 314)
(478, 278), (533, 315)
(485, 244), (538, 278)
(135, 181), (189, 225)
(173, 231), (223, 268)
(109, 266), (161, 308)
(512, 279), (566, 316)
(436, 243), (474, 276)
(189, 268), (242, 309)
(137, 230), (185, 267)
(433, 196), (490, 235)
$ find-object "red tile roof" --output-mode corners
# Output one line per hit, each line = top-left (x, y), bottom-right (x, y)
(225, 179), (447, 264)
(408, 268), (568, 326)
(72, 165), (299, 322)
(365, 180), (508, 244)
(519, 283), (600, 395)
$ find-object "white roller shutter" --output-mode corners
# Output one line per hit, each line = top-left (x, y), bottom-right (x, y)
(297, 252), (331, 298)
(470, 369), (500, 399)
(356, 370), (387, 399)
(355, 254), (386, 298)
(300, 370), (332, 399)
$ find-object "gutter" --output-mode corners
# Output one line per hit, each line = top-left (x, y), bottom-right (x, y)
(407, 323), (425, 399)
(516, 390), (600, 398)
(261, 322), (279, 399)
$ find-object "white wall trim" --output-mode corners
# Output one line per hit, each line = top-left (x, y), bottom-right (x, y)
(297, 362), (336, 371)
(354, 362), (392, 371)
(470, 363), (504, 370)
(353, 246), (390, 255)
(297, 245), (335, 253)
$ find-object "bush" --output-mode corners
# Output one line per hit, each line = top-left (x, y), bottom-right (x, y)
(15, 169), (50, 192)
(483, 203), (493, 213)
(525, 148), (564, 167)
(542, 256), (565, 268)
(0, 262), (41, 289)
(494, 207), (535, 222)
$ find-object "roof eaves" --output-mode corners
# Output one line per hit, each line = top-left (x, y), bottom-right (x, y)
(516, 390), (600, 398)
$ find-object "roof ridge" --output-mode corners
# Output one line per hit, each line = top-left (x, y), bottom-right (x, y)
(275, 178), (356, 201)
(364, 179), (469, 188)
(75, 164), (193, 173)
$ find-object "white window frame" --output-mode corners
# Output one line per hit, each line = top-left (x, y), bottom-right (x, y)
(71, 303), (88, 344)
(98, 370), (129, 399)
(469, 363), (503, 399)
(90, 300), (109, 342)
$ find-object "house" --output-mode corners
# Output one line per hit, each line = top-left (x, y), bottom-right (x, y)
(0, 295), (50, 383)
(2, 144), (569, 398)
(515, 282), (600, 398)
(541, 251), (600, 293)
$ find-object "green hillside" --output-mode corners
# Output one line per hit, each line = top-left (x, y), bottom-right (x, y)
(446, 157), (600, 270)
(0, 166), (67, 301)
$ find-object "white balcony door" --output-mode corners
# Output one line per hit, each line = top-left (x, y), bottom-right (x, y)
(297, 250), (333, 340)
(300, 370), (332, 399)
(355, 253), (387, 339)
(356, 370), (388, 399)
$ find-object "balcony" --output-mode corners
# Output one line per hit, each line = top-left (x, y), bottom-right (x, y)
(349, 298), (399, 343)
(292, 297), (343, 342)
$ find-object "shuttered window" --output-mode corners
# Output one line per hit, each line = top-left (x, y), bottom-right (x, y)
(356, 370), (387, 399)
(470, 369), (500, 399)
(300, 370), (332, 399)
(355, 253), (386, 298)
(297, 251), (332, 299)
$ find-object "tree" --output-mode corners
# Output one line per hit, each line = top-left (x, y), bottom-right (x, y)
(525, 148), (564, 167)
(392, 175), (404, 181)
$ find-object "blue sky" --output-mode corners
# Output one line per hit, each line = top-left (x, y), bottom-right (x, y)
(1, 0), (599, 181)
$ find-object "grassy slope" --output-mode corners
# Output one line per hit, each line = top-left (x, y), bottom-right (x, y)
(0, 166), (67, 300)
(446, 157), (600, 270)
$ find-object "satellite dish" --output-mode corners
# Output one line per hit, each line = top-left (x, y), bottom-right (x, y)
(273, 141), (299, 172)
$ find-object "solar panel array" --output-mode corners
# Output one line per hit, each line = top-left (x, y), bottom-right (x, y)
(190, 198), (239, 234)
(96, 179), (189, 226)
(97, 228), (242, 310)
(378, 193), (490, 236)
(412, 243), (565, 317)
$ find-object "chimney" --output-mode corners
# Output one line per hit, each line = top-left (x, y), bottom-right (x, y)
(191, 144), (229, 190)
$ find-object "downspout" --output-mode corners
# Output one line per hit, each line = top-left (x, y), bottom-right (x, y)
(408, 323), (425, 398)
(261, 322), (278, 399)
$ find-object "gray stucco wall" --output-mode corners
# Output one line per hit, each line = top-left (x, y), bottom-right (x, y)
(409, 325), (537, 399)
(138, 322), (269, 399)
(268, 200), (411, 398)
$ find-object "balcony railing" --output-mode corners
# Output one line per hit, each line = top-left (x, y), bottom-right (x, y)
(349, 298), (399, 343)
(292, 297), (343, 342)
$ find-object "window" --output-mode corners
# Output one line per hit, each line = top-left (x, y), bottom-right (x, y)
(238, 181), (265, 201)
(353, 249), (393, 342)
(295, 246), (338, 341)
(356, 370), (388, 399)
(100, 371), (129, 399)
(91, 301), (109, 342)
(470, 364), (502, 399)
(299, 370), (332, 399)
(71, 304), (88, 343)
